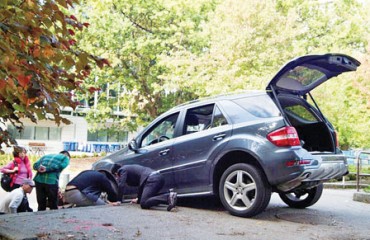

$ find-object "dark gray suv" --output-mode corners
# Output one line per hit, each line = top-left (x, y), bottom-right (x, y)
(93, 53), (360, 217)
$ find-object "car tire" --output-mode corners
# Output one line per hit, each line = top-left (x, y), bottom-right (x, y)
(219, 163), (271, 218)
(278, 183), (323, 209)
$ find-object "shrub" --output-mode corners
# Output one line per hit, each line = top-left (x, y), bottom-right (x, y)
(0, 154), (12, 166)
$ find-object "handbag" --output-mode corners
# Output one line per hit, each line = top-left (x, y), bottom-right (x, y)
(1, 160), (18, 192)
(1, 173), (13, 192)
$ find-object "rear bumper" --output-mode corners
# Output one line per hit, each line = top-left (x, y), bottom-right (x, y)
(276, 153), (348, 192)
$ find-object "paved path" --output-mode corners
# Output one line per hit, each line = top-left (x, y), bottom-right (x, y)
(0, 189), (369, 240)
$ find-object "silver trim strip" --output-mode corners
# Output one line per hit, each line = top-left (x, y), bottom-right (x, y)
(177, 191), (212, 197)
(159, 159), (207, 173)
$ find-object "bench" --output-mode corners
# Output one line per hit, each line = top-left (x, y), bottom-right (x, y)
(28, 142), (46, 155)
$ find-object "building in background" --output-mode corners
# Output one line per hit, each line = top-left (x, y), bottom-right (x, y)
(5, 99), (131, 154)
(6, 108), (130, 154)
(4, 81), (136, 154)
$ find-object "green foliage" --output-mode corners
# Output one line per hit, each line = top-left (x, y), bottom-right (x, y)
(73, 0), (370, 148)
(161, 0), (370, 148)
(74, 0), (216, 131)
(348, 165), (370, 174)
(2, 0), (370, 150)
(0, 153), (12, 166)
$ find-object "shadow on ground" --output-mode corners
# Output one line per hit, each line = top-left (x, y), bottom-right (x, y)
(177, 196), (225, 211)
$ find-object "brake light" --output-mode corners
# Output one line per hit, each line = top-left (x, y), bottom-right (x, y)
(334, 131), (339, 147)
(267, 126), (300, 147)
(285, 159), (312, 167)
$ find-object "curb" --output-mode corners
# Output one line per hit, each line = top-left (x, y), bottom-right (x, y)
(353, 192), (370, 204)
(324, 183), (370, 204)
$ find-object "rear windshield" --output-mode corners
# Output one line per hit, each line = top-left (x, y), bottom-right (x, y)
(232, 95), (281, 118)
(277, 65), (327, 90)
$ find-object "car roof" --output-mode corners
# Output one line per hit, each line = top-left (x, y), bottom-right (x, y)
(169, 90), (266, 112)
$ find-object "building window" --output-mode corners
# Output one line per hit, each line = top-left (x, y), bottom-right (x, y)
(35, 127), (48, 140)
(88, 129), (128, 143)
(7, 125), (61, 141)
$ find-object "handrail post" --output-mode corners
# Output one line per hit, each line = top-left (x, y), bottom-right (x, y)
(356, 151), (360, 192)
(355, 150), (370, 192)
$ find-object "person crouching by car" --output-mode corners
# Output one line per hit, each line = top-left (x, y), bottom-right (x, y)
(0, 179), (35, 214)
(112, 164), (177, 211)
(64, 170), (121, 207)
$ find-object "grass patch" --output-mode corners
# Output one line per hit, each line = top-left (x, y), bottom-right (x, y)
(348, 165), (370, 174)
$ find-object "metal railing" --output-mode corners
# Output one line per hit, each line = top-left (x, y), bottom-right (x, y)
(355, 150), (370, 192)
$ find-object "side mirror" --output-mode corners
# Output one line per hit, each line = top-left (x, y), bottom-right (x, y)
(128, 139), (139, 152)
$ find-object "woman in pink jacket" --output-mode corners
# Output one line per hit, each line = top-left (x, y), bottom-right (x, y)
(1, 147), (33, 191)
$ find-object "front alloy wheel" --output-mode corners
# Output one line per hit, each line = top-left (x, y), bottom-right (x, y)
(279, 183), (323, 209)
(219, 163), (271, 218)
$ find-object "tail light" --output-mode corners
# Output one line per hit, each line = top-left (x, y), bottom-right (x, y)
(267, 126), (300, 147)
(285, 159), (312, 167)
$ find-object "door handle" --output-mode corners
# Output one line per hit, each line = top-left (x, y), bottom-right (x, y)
(159, 149), (170, 156)
(213, 133), (226, 141)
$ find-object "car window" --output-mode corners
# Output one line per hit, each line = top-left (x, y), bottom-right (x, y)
(277, 65), (326, 89)
(212, 106), (228, 128)
(141, 113), (179, 147)
(233, 95), (280, 118)
(183, 105), (214, 135)
(284, 105), (318, 123)
(183, 104), (228, 135)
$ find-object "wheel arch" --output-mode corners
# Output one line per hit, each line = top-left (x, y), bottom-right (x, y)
(212, 149), (268, 197)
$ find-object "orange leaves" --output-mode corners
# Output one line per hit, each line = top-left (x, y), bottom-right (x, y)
(43, 46), (55, 58)
(69, 15), (78, 21)
(26, 95), (38, 106)
(0, 0), (106, 151)
(0, 0), (109, 129)
(26, 0), (35, 7)
(32, 47), (41, 58)
(68, 39), (77, 45)
(88, 86), (101, 94)
(68, 29), (75, 35)
(17, 75), (32, 88)
(0, 79), (6, 89)
(94, 58), (111, 69)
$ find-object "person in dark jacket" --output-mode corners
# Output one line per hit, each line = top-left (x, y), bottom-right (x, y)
(112, 164), (177, 211)
(64, 170), (120, 207)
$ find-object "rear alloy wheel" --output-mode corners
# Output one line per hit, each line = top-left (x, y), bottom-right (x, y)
(219, 163), (271, 218)
(279, 183), (323, 209)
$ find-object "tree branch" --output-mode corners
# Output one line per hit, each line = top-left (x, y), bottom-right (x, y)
(113, 3), (153, 34)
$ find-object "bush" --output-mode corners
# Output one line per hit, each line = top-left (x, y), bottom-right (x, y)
(0, 154), (12, 166)
(0, 153), (40, 167)
(348, 165), (370, 173)
(346, 173), (357, 181)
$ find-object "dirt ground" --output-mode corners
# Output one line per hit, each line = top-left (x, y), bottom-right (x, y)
(68, 156), (101, 174)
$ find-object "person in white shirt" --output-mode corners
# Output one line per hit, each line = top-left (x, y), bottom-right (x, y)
(0, 179), (35, 214)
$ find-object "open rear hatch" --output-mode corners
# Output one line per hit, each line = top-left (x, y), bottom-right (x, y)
(267, 54), (360, 185)
(266, 53), (360, 95)
(266, 53), (361, 153)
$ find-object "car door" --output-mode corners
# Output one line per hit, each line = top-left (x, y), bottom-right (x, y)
(122, 113), (180, 191)
(171, 103), (232, 195)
